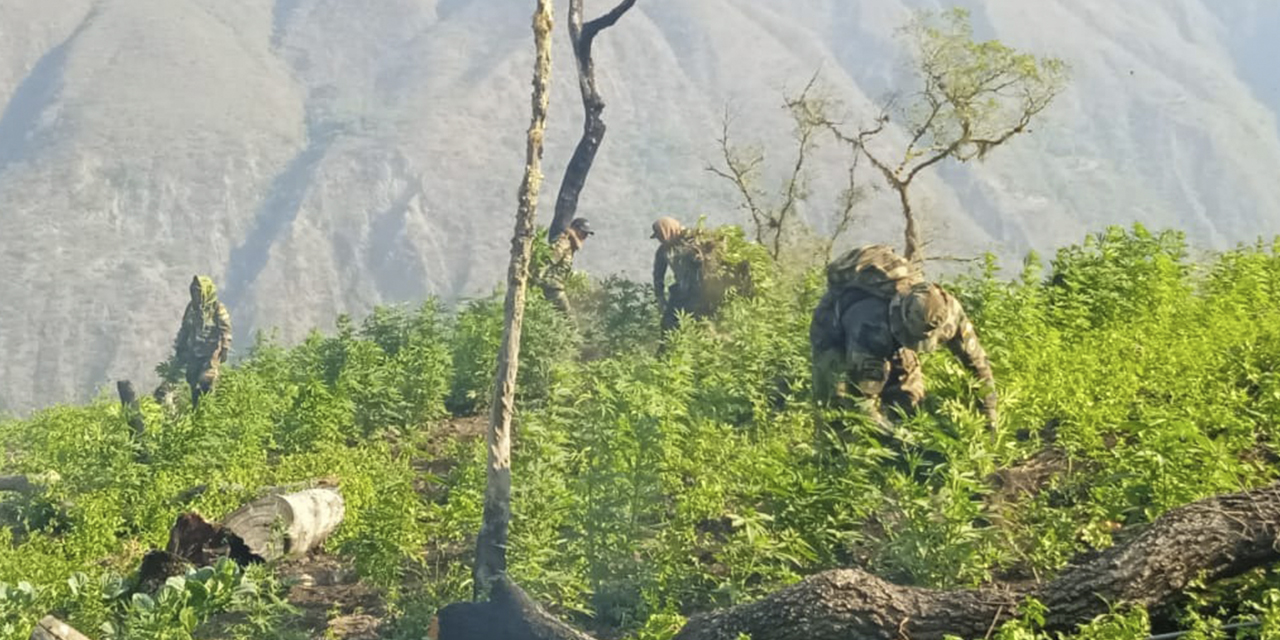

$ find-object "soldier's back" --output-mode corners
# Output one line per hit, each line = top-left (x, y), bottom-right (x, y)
(836, 294), (897, 359)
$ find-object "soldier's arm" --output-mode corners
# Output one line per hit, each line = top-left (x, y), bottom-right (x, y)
(652, 248), (668, 307)
(216, 303), (232, 363)
(942, 303), (998, 426)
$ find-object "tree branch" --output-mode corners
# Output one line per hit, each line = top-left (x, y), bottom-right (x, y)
(580, 0), (638, 46)
(548, 0), (638, 241)
(706, 108), (770, 245)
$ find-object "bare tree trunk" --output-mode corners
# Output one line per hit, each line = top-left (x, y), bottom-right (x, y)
(674, 481), (1280, 640)
(473, 0), (556, 600)
(545, 0), (634, 241)
(440, 481), (1280, 640)
(547, 0), (637, 242)
(117, 379), (145, 438)
(896, 183), (923, 265)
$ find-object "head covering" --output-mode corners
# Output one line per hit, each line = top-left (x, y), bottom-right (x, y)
(651, 217), (683, 243)
(890, 282), (953, 352)
(570, 218), (594, 237)
(191, 275), (220, 326)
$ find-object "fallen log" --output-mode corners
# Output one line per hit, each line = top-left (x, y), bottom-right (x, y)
(134, 487), (344, 590)
(220, 488), (344, 562)
(29, 616), (90, 640)
(437, 481), (1280, 640)
(135, 512), (260, 591)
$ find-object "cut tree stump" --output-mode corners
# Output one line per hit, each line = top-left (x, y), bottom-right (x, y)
(134, 487), (344, 591)
(29, 616), (90, 640)
(0, 472), (60, 494)
(221, 488), (345, 562)
(437, 481), (1280, 640)
(116, 379), (145, 438)
(0, 476), (34, 493)
(436, 576), (594, 640)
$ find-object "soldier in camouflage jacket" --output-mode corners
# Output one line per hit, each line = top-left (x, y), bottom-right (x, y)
(162, 275), (232, 409)
(811, 256), (998, 433)
(537, 218), (594, 316)
(651, 216), (713, 333)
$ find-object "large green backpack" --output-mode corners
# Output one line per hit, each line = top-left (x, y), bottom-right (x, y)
(826, 244), (922, 299)
(668, 228), (754, 314)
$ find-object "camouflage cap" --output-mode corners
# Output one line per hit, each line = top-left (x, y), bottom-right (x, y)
(570, 218), (594, 236)
(890, 282), (954, 352)
(651, 216), (683, 242)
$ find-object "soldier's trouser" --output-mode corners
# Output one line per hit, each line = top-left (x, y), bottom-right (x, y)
(811, 345), (879, 437)
(881, 348), (925, 417)
(660, 286), (696, 334)
(812, 345), (926, 432)
(186, 364), (219, 409)
(541, 283), (571, 315)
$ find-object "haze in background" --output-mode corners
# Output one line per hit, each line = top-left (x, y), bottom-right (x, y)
(1, 0), (1278, 413)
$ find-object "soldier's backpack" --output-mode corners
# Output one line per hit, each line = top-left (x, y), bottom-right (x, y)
(669, 228), (754, 315)
(825, 244), (922, 299)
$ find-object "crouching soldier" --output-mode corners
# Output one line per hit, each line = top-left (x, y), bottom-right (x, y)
(810, 245), (998, 436)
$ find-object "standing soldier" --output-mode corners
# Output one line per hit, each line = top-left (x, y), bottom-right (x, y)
(537, 218), (594, 315)
(651, 216), (755, 334)
(810, 245), (998, 435)
(651, 216), (694, 332)
(160, 275), (232, 410)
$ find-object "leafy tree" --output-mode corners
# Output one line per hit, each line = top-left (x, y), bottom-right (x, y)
(727, 9), (1068, 264)
(843, 7), (1069, 262)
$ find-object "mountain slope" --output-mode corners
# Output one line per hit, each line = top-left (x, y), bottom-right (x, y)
(1, 0), (1278, 413)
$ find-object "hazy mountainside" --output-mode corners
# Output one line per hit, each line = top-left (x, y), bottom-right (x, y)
(1, 0), (1278, 413)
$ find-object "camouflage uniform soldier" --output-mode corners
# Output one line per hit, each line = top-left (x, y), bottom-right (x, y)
(651, 217), (693, 332)
(163, 275), (233, 409)
(810, 245), (998, 433)
(537, 218), (594, 315)
(652, 216), (756, 337)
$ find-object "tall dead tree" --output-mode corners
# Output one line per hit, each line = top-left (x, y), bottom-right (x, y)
(472, 0), (556, 600)
(546, 0), (638, 242)
(708, 74), (868, 264)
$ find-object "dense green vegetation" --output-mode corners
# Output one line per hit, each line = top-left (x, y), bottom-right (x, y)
(4, 225), (1280, 639)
